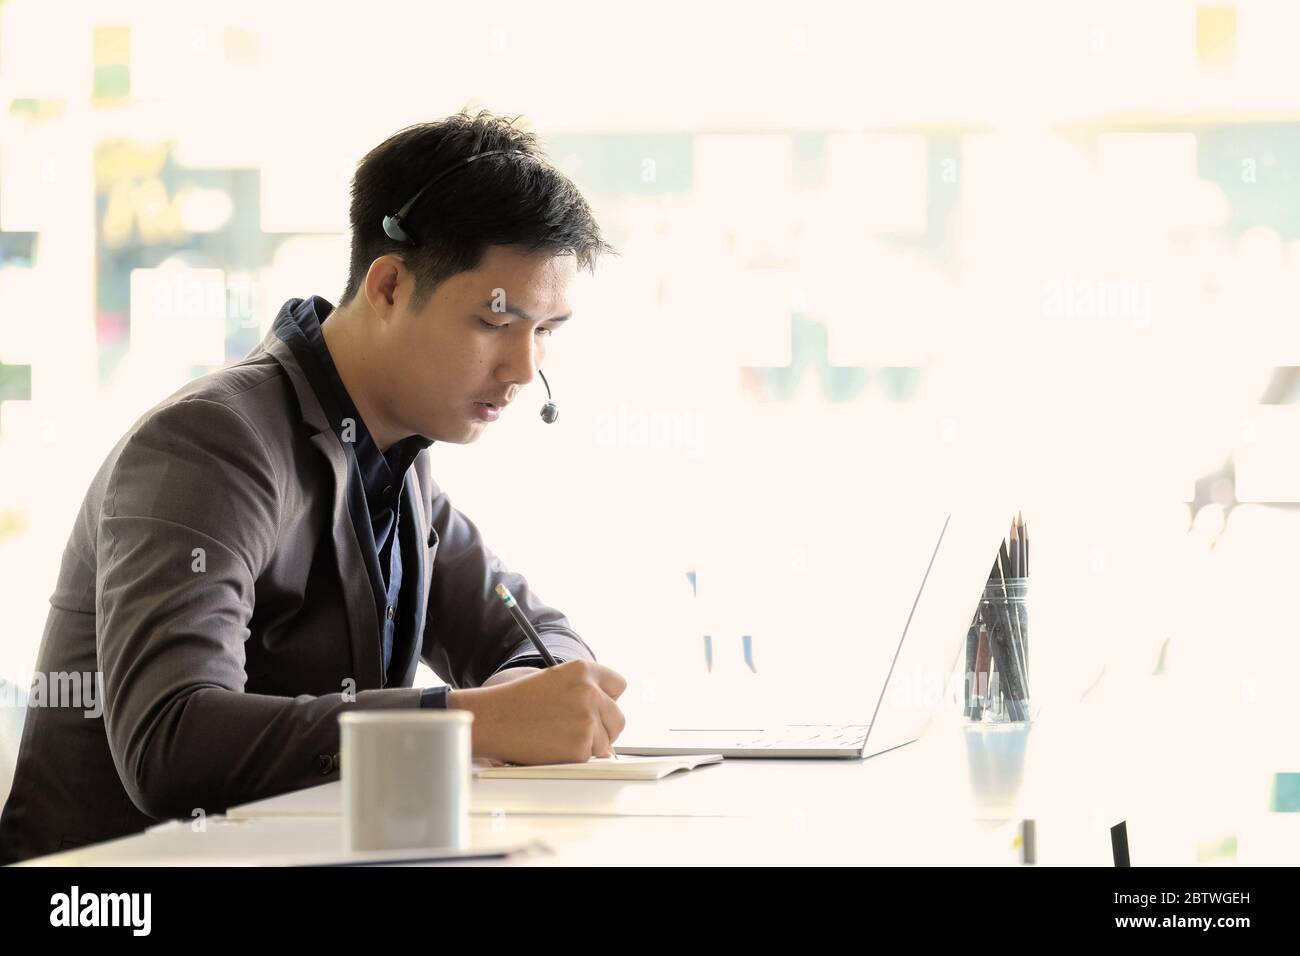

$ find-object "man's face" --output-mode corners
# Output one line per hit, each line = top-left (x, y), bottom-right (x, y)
(381, 244), (576, 444)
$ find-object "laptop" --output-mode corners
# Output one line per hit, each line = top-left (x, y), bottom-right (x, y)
(614, 508), (1000, 759)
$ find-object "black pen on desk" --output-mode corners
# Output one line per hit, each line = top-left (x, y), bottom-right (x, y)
(492, 583), (617, 759)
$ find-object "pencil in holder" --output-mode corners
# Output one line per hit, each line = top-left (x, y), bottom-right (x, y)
(964, 576), (1030, 723)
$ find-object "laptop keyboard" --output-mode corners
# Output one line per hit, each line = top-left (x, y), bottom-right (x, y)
(735, 725), (870, 748)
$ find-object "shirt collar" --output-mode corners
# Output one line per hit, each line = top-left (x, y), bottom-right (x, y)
(273, 296), (432, 503)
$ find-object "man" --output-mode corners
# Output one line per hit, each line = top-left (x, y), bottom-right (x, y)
(0, 109), (626, 864)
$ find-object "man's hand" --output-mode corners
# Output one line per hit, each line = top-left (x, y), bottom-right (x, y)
(447, 661), (627, 765)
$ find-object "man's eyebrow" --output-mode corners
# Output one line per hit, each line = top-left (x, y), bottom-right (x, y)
(478, 300), (571, 323)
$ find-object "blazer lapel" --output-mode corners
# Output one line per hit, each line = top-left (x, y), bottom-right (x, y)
(261, 329), (383, 690)
(389, 466), (431, 688)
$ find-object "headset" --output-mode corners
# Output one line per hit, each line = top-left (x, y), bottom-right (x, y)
(381, 148), (557, 423)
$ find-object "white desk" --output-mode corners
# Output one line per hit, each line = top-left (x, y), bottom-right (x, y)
(18, 810), (1019, 867)
(228, 737), (956, 822)
(19, 706), (1286, 865)
(13, 718), (1054, 866)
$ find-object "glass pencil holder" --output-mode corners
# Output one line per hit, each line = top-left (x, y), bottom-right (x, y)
(962, 576), (1031, 725)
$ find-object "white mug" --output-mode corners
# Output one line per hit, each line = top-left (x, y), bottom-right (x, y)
(339, 710), (474, 852)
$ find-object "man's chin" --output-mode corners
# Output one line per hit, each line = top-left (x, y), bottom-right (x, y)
(435, 422), (486, 445)
(418, 410), (490, 444)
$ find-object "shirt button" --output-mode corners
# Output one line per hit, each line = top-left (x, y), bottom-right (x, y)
(385, 604), (395, 621)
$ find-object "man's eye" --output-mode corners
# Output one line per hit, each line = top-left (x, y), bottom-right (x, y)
(536, 327), (554, 337)
(479, 318), (506, 331)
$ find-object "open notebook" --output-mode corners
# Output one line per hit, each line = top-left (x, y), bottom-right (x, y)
(474, 753), (723, 780)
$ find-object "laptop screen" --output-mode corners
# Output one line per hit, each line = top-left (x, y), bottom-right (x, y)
(860, 507), (1009, 755)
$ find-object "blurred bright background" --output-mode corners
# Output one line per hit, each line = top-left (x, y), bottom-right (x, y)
(1, 0), (1299, 857)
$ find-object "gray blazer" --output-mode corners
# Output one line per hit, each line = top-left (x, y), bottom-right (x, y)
(0, 322), (594, 863)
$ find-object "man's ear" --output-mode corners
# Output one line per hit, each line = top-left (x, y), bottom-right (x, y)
(363, 255), (406, 316)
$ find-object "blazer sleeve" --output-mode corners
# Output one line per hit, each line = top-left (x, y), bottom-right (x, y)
(96, 398), (425, 821)
(420, 478), (597, 688)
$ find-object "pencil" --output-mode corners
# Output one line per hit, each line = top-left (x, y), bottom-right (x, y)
(992, 552), (1030, 720)
(1010, 516), (1021, 578)
(493, 583), (559, 666)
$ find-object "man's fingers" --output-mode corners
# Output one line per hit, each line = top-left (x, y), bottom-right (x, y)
(590, 722), (613, 759)
(590, 663), (628, 701)
(594, 688), (626, 746)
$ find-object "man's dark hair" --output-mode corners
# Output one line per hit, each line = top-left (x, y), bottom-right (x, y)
(340, 109), (613, 310)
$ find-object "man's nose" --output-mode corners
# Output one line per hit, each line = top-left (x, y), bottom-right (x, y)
(497, 330), (538, 387)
